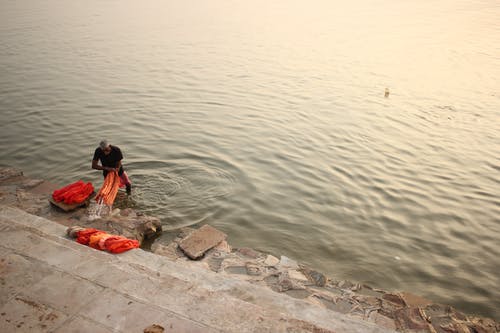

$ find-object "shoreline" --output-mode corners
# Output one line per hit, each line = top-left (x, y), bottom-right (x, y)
(0, 166), (498, 332)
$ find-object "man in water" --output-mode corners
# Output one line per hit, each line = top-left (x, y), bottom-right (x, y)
(92, 139), (132, 195)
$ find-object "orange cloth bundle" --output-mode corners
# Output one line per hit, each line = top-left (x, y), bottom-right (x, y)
(104, 236), (140, 254)
(52, 180), (94, 204)
(75, 228), (139, 253)
(89, 232), (112, 250)
(95, 171), (121, 206)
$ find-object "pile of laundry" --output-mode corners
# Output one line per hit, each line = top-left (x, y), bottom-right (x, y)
(52, 180), (94, 205)
(67, 226), (140, 254)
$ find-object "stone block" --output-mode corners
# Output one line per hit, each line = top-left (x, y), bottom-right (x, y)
(264, 255), (279, 266)
(179, 225), (226, 260)
(288, 270), (309, 281)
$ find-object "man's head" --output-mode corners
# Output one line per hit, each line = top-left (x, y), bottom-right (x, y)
(99, 139), (111, 154)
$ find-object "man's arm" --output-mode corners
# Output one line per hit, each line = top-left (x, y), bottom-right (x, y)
(92, 159), (112, 172)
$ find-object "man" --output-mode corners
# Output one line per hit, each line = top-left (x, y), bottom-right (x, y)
(92, 139), (131, 195)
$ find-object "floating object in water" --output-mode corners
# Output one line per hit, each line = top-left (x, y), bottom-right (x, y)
(384, 88), (390, 98)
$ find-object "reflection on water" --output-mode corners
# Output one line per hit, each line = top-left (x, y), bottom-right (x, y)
(0, 0), (499, 319)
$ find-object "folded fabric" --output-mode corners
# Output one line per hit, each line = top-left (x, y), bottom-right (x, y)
(52, 180), (94, 204)
(75, 228), (139, 253)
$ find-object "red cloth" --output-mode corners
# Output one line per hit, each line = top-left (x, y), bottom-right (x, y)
(52, 181), (94, 204)
(76, 228), (101, 245)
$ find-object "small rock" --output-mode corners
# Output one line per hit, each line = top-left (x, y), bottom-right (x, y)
(278, 271), (305, 292)
(279, 256), (299, 269)
(303, 269), (327, 287)
(143, 324), (164, 333)
(245, 262), (264, 276)
(214, 240), (231, 253)
(288, 270), (308, 281)
(264, 255), (279, 266)
(206, 256), (224, 272)
(237, 247), (260, 258)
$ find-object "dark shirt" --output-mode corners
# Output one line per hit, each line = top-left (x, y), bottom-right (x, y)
(93, 145), (124, 176)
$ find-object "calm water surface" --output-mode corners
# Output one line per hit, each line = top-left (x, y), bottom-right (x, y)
(1, 0), (499, 319)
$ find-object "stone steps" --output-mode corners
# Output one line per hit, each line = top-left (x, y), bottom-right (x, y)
(0, 205), (392, 333)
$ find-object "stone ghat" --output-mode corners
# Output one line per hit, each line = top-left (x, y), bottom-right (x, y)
(152, 225), (498, 333)
(0, 167), (498, 333)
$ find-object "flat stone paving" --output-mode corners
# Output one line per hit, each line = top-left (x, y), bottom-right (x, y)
(0, 205), (392, 333)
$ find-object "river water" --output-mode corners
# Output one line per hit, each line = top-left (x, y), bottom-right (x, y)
(1, 0), (499, 319)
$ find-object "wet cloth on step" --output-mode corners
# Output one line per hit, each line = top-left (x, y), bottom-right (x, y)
(52, 180), (94, 204)
(75, 228), (139, 253)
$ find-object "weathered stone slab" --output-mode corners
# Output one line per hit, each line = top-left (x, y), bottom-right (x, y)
(264, 255), (279, 266)
(178, 225), (226, 260)
(288, 269), (309, 281)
